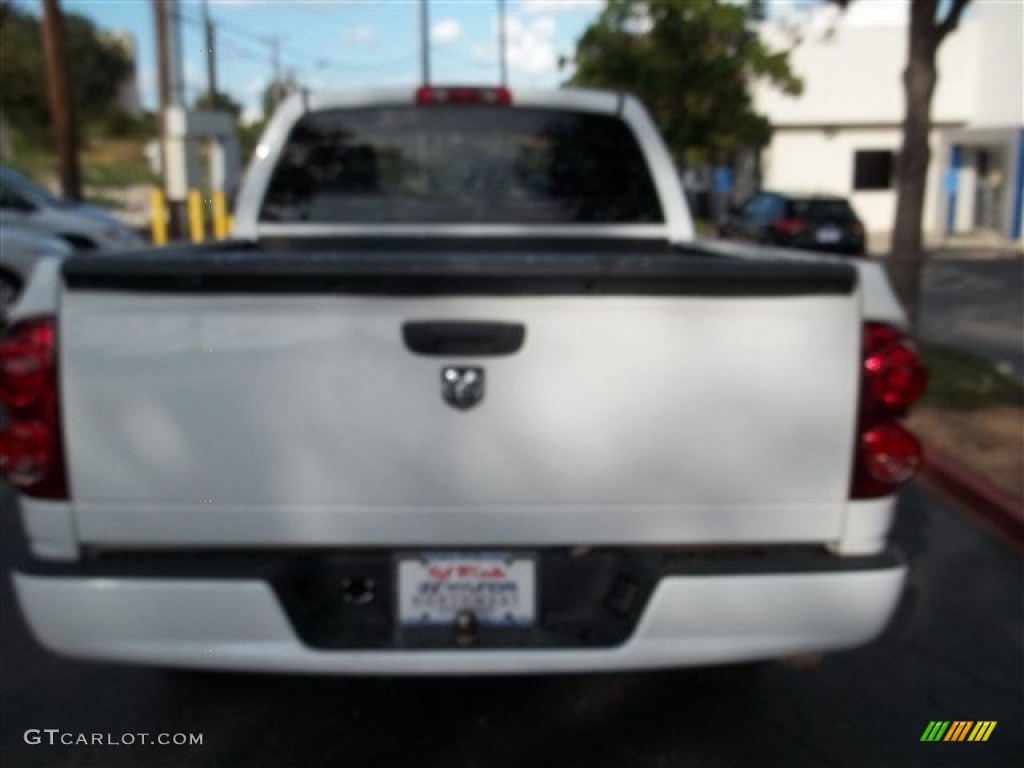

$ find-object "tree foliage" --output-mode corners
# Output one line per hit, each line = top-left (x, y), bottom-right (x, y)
(565, 0), (801, 163)
(0, 1), (132, 141)
(262, 75), (299, 122)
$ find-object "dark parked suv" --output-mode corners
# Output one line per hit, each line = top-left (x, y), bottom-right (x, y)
(720, 191), (867, 256)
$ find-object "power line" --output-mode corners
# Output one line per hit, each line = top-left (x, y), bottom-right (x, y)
(219, 41), (274, 67)
(434, 47), (491, 71)
(178, 8), (416, 77)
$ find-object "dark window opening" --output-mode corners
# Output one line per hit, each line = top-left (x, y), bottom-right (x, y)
(260, 106), (664, 225)
(853, 150), (895, 191)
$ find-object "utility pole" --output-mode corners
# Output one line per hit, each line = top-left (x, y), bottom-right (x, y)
(419, 0), (430, 85)
(498, 0), (507, 88)
(168, 0), (186, 106)
(154, 0), (173, 232)
(267, 36), (281, 84)
(262, 36), (285, 114)
(40, 0), (81, 200)
(153, 0), (184, 238)
(154, 0), (172, 115)
(202, 0), (218, 102)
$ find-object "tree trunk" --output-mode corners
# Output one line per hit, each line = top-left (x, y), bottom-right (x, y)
(40, 0), (81, 201)
(888, 0), (939, 330)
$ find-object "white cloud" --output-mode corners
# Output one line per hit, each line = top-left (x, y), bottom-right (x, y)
(211, 0), (357, 9)
(518, 0), (604, 16)
(531, 15), (557, 36)
(500, 15), (559, 75)
(431, 19), (463, 45)
(343, 24), (378, 47)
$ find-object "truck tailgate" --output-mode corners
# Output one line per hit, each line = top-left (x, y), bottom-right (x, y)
(59, 248), (861, 548)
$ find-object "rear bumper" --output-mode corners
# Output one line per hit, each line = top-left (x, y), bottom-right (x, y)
(12, 548), (906, 674)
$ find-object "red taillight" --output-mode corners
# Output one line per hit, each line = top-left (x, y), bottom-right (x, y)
(852, 221), (865, 236)
(0, 420), (53, 485)
(0, 322), (54, 409)
(862, 323), (928, 418)
(0, 317), (67, 499)
(851, 323), (927, 499)
(415, 86), (512, 106)
(852, 424), (922, 497)
(772, 218), (806, 237)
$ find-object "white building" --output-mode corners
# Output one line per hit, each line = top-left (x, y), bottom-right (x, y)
(754, 1), (1023, 246)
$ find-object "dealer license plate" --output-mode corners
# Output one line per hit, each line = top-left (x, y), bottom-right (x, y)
(397, 552), (536, 628)
(816, 227), (842, 243)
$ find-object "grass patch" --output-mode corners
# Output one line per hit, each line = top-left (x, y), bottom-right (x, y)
(7, 138), (157, 189)
(919, 343), (1024, 409)
(82, 138), (159, 187)
(82, 191), (125, 210)
(692, 218), (718, 237)
(81, 156), (157, 187)
(5, 145), (57, 180)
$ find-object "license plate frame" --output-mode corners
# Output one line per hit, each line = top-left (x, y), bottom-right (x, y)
(396, 551), (537, 629)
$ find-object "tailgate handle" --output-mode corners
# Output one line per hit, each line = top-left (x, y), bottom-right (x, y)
(402, 321), (525, 356)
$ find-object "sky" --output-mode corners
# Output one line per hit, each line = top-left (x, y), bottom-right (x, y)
(51, 0), (607, 123)
(37, 0), (919, 125)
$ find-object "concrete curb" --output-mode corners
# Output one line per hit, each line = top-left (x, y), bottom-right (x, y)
(917, 446), (1024, 550)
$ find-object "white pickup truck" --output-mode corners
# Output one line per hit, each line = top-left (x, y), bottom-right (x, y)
(3, 87), (927, 674)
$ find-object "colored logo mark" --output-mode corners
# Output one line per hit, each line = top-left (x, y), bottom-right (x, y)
(921, 721), (996, 742)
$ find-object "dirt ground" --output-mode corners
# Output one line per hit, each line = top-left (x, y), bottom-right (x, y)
(908, 406), (1024, 499)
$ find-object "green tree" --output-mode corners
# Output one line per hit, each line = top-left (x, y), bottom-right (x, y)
(565, 0), (801, 164)
(0, 1), (132, 141)
(238, 120), (266, 162)
(261, 74), (298, 122)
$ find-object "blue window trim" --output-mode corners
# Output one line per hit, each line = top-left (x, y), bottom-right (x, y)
(1011, 128), (1024, 240)
(945, 144), (961, 235)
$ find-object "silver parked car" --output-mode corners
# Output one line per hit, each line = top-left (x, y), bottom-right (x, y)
(0, 166), (143, 251)
(0, 224), (72, 311)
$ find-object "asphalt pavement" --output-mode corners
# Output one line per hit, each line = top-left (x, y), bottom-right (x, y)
(918, 257), (1024, 380)
(1, 481), (1021, 768)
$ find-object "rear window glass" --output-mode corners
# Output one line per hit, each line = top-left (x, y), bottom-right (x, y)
(789, 199), (857, 221)
(260, 106), (664, 224)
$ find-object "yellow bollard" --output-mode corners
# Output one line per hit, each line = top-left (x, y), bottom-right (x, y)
(149, 187), (167, 246)
(227, 214), (235, 234)
(187, 190), (205, 243)
(212, 191), (228, 240)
